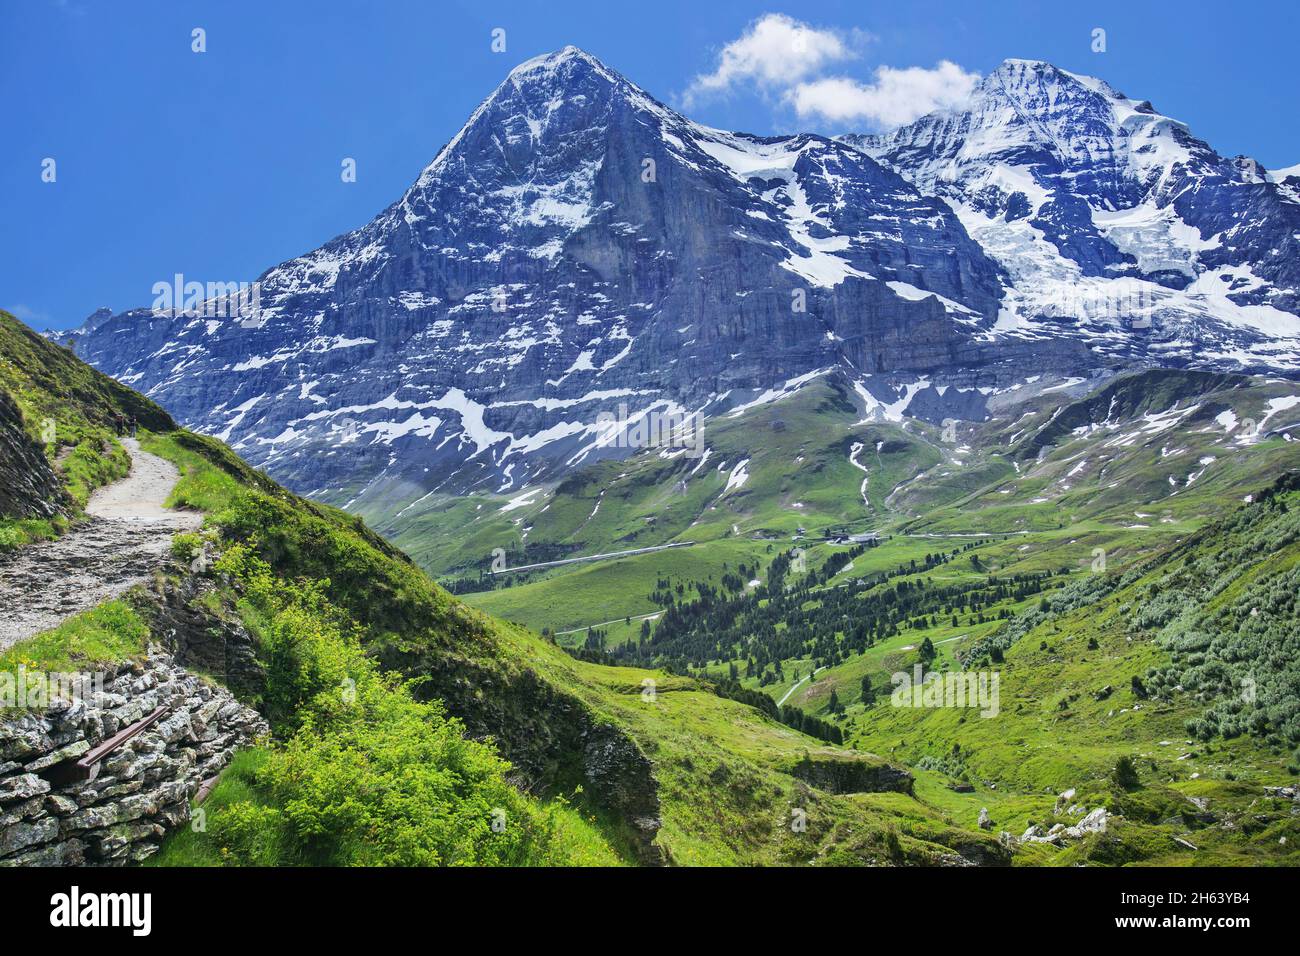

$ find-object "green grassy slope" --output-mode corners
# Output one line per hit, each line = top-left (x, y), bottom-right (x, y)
(0, 311), (175, 547)
(388, 370), (1300, 663)
(834, 476), (1300, 865)
(388, 365), (1300, 865)
(138, 426), (1004, 865)
(1, 311), (999, 866)
(366, 376), (907, 575)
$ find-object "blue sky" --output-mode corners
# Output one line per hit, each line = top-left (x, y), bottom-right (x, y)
(4, 0), (1298, 330)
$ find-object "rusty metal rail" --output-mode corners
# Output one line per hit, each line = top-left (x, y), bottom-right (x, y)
(42, 705), (170, 786)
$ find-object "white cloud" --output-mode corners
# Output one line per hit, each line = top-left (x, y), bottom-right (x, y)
(785, 61), (980, 129)
(684, 13), (860, 107)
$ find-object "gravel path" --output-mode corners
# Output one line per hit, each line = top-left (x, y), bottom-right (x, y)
(0, 438), (201, 651)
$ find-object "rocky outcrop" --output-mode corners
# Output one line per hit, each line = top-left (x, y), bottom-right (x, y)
(581, 722), (663, 865)
(789, 754), (915, 795)
(0, 388), (64, 521)
(143, 574), (266, 700)
(1015, 807), (1110, 847)
(947, 834), (1013, 867)
(0, 651), (266, 866)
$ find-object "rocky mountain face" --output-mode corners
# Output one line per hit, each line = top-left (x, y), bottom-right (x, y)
(846, 59), (1300, 368)
(0, 390), (64, 521)
(52, 51), (1300, 511)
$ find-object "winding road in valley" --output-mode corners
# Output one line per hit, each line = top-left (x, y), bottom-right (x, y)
(777, 666), (825, 707)
(491, 540), (697, 574)
(554, 611), (663, 637)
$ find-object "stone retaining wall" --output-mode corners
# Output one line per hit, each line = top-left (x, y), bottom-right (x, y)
(0, 650), (266, 866)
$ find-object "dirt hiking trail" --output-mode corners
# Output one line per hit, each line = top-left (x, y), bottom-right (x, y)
(0, 438), (201, 651)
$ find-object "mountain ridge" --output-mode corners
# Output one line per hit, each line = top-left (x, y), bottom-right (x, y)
(847, 57), (1300, 359)
(47, 49), (1300, 521)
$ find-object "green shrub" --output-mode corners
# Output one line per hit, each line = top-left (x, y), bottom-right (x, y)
(141, 432), (624, 866)
(1113, 755), (1141, 791)
(59, 436), (129, 507)
(170, 532), (203, 564)
(194, 543), (609, 865)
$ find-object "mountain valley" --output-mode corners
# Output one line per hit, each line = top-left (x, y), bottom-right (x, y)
(5, 43), (1300, 869)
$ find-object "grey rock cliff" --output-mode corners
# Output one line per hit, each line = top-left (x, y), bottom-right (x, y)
(0, 389), (65, 521)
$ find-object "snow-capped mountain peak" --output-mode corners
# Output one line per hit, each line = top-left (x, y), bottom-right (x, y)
(50, 51), (1300, 520)
(58, 47), (1014, 509)
(846, 58), (1300, 366)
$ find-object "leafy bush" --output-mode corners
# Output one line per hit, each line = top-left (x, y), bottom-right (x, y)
(170, 532), (203, 564)
(0, 517), (60, 553)
(197, 544), (607, 865)
(59, 436), (129, 508)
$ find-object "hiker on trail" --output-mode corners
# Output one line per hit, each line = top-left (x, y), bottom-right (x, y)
(111, 413), (125, 436)
(128, 416), (138, 437)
